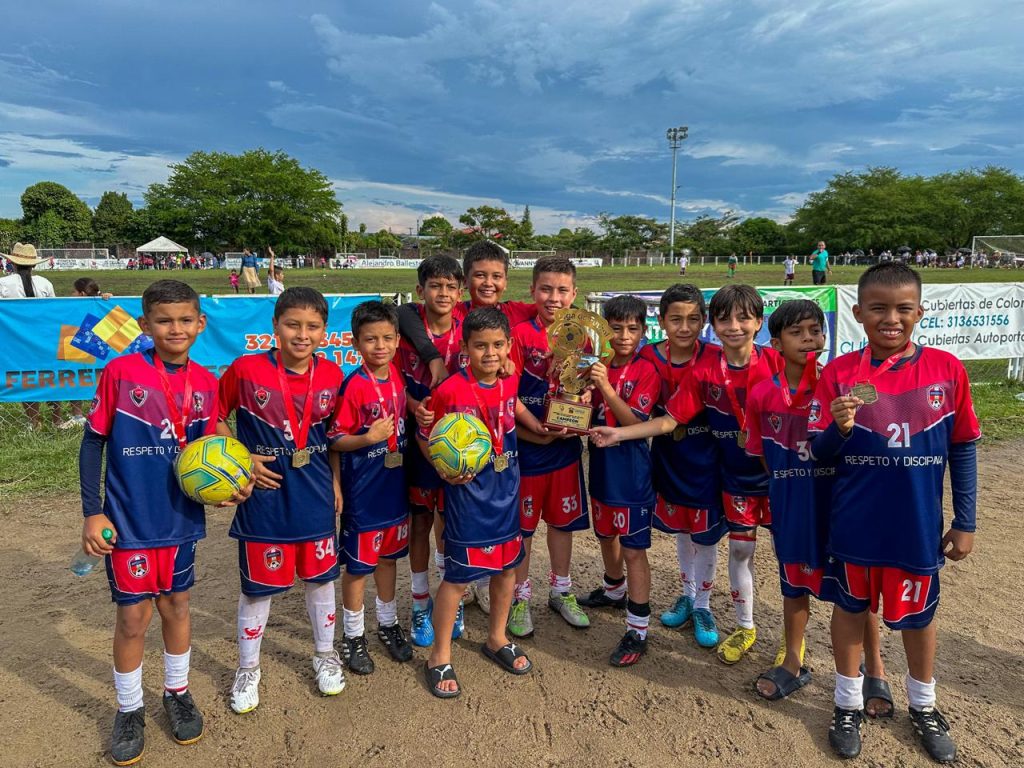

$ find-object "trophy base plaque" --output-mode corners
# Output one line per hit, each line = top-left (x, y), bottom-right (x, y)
(543, 396), (593, 434)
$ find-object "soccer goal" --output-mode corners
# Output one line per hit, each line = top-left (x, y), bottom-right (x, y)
(32, 248), (117, 270)
(971, 235), (1024, 268)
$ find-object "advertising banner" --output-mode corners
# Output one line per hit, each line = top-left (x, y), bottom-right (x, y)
(835, 282), (1024, 359)
(0, 294), (377, 402)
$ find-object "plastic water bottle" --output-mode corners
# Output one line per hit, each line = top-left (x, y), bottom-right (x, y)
(70, 528), (114, 576)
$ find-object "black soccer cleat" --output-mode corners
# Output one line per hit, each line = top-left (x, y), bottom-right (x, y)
(828, 706), (864, 759)
(162, 690), (204, 745)
(578, 587), (627, 610)
(110, 707), (145, 766)
(343, 634), (376, 675)
(609, 629), (647, 667)
(377, 623), (414, 663)
(909, 707), (957, 764)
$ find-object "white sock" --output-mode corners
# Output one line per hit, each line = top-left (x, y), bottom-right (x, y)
(514, 578), (532, 601)
(728, 538), (756, 629)
(906, 674), (937, 710)
(676, 533), (697, 600)
(433, 550), (445, 582)
(304, 581), (336, 654)
(163, 649), (190, 693)
(237, 593), (272, 669)
(603, 575), (627, 599)
(835, 671), (864, 710)
(411, 570), (430, 608)
(626, 605), (651, 640)
(375, 596), (398, 627)
(549, 571), (571, 594)
(693, 542), (717, 611)
(343, 607), (365, 639)
(114, 665), (144, 712)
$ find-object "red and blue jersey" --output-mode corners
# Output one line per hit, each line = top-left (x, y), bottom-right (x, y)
(641, 341), (721, 508)
(419, 370), (521, 548)
(87, 351), (218, 548)
(511, 318), (583, 476)
(397, 305), (464, 490)
(219, 351), (344, 543)
(809, 346), (981, 574)
(746, 373), (832, 567)
(588, 355), (659, 507)
(330, 364), (409, 532)
(665, 345), (782, 497)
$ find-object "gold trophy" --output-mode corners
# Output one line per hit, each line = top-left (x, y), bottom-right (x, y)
(543, 308), (613, 433)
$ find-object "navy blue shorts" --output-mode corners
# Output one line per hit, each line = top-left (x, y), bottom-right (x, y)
(444, 535), (524, 584)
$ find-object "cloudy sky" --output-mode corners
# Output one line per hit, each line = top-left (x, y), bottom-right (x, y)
(2, 1), (1022, 234)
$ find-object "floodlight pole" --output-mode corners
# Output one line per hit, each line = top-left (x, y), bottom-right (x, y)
(666, 126), (688, 262)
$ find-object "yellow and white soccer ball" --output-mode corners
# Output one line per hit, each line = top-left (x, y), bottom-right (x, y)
(427, 413), (493, 478)
(175, 435), (254, 505)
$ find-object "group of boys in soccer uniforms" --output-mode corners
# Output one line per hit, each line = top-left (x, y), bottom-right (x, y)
(79, 245), (978, 766)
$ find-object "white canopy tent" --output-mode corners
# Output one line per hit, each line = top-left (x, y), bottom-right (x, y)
(136, 236), (189, 254)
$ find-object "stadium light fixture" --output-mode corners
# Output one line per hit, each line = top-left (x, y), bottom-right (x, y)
(666, 126), (688, 261)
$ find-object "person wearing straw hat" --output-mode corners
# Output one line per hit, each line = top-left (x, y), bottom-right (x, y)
(1, 243), (59, 430)
(0, 242), (56, 298)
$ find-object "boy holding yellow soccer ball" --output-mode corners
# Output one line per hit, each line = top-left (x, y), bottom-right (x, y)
(79, 280), (225, 766)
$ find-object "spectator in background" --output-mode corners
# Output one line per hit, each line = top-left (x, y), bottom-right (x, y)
(267, 246), (285, 296)
(240, 248), (260, 293)
(783, 254), (797, 285)
(727, 252), (738, 279)
(810, 241), (831, 284)
(229, 269), (240, 293)
(0, 243), (58, 430)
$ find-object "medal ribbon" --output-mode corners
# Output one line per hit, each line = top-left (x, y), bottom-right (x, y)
(778, 351), (819, 410)
(152, 353), (193, 450)
(604, 360), (633, 428)
(467, 370), (505, 456)
(363, 363), (400, 452)
(855, 342), (912, 387)
(719, 346), (761, 436)
(424, 310), (457, 370)
(275, 351), (316, 453)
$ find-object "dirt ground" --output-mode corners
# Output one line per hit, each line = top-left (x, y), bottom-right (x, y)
(1, 441), (1022, 768)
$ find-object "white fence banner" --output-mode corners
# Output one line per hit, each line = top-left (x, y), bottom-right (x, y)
(509, 258), (603, 269)
(836, 282), (1024, 359)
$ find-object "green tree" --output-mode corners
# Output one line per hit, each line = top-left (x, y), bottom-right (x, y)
(734, 216), (786, 254)
(457, 205), (520, 245)
(678, 213), (740, 256)
(597, 213), (668, 254)
(0, 218), (22, 252)
(20, 181), (93, 245)
(145, 149), (342, 251)
(92, 191), (136, 245)
(518, 205), (535, 247)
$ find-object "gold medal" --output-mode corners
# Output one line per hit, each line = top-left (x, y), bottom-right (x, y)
(384, 451), (403, 469)
(850, 383), (878, 404)
(292, 448), (311, 468)
(672, 424), (687, 441)
(736, 431), (747, 448)
(493, 454), (509, 473)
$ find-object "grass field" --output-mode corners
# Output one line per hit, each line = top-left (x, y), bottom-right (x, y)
(1, 262), (1021, 502)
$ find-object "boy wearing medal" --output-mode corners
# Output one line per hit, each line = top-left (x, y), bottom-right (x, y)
(218, 287), (347, 714)
(330, 301), (414, 675)
(577, 295), (661, 667)
(418, 308), (547, 698)
(641, 284), (725, 650)
(591, 285), (782, 665)
(507, 256), (592, 637)
(80, 280), (224, 765)
(397, 255), (465, 646)
(745, 300), (889, 704)
(809, 264), (979, 762)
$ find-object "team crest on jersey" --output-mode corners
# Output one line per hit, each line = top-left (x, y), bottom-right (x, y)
(709, 384), (722, 401)
(482, 545), (495, 554)
(372, 531), (384, 553)
(622, 381), (635, 399)
(127, 553), (149, 578)
(769, 414), (782, 433)
(369, 402), (381, 419)
(638, 393), (651, 409)
(808, 400), (822, 424)
(458, 352), (470, 369)
(254, 387), (271, 409)
(529, 349), (545, 366)
(409, 354), (419, 369)
(88, 395), (100, 416)
(732, 497), (747, 514)
(800, 564), (814, 575)
(263, 546), (283, 571)
(129, 386), (148, 408)
(192, 392), (204, 413)
(506, 397), (517, 414)
(927, 385), (945, 410)
(523, 497), (534, 518)
(318, 389), (333, 412)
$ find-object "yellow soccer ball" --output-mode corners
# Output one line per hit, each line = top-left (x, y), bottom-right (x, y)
(427, 413), (493, 478)
(175, 435), (254, 505)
